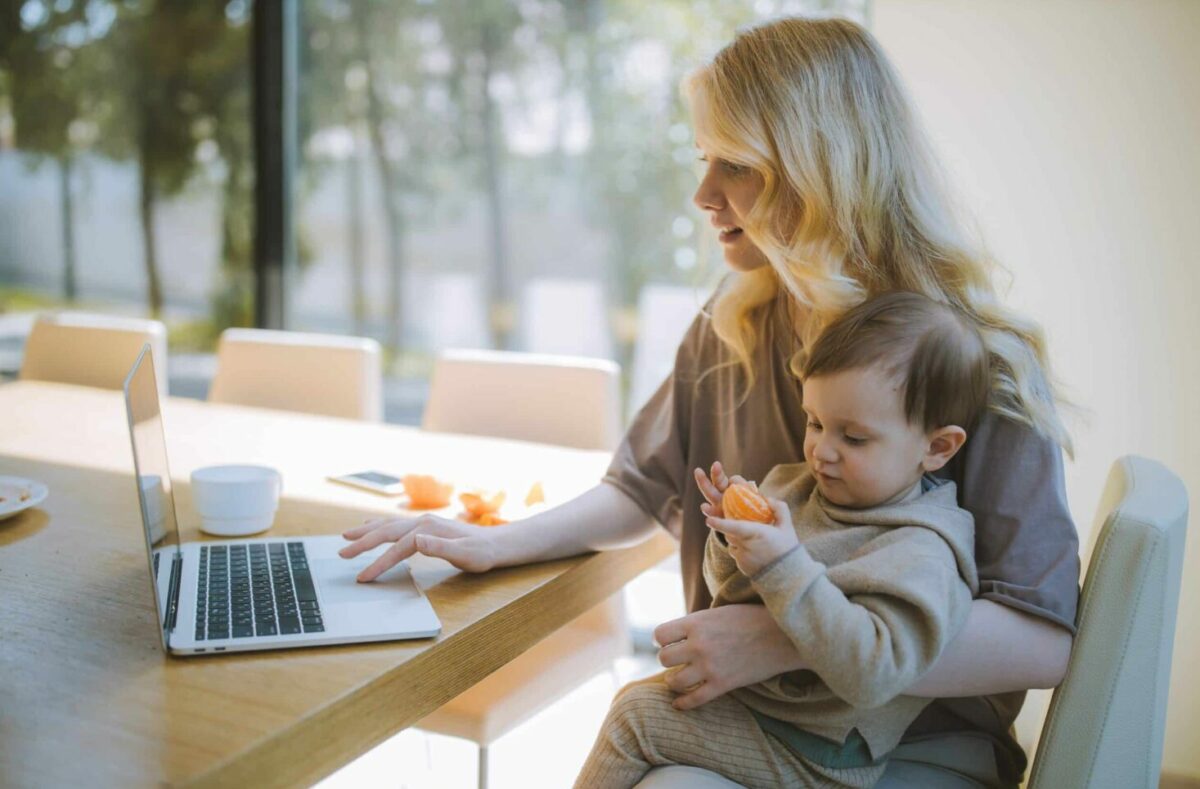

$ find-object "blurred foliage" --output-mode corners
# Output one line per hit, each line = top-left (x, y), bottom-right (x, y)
(0, 0), (863, 360)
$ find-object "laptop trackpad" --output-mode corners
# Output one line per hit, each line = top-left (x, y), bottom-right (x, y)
(313, 559), (421, 606)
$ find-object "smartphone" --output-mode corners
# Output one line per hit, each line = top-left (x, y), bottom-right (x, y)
(328, 470), (406, 496)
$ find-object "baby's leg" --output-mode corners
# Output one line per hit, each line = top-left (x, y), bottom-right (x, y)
(574, 673), (809, 789)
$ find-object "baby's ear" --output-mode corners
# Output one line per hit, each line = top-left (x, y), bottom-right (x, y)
(923, 425), (967, 473)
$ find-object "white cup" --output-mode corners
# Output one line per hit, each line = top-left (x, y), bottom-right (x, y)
(190, 465), (281, 537)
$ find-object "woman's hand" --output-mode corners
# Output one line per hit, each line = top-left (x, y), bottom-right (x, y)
(653, 604), (806, 710)
(339, 514), (500, 581)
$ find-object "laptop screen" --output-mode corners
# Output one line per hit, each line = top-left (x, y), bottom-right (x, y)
(123, 345), (183, 651)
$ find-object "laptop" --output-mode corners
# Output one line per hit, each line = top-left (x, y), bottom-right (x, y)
(123, 344), (441, 655)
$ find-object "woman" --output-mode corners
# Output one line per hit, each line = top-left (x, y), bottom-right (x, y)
(341, 17), (1079, 787)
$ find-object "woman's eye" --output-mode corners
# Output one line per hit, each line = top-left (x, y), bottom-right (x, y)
(721, 160), (749, 175)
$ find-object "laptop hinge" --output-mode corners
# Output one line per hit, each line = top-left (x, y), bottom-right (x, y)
(165, 552), (183, 634)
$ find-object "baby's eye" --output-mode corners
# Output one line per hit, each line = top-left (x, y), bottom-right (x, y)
(843, 435), (868, 446)
(806, 420), (822, 432)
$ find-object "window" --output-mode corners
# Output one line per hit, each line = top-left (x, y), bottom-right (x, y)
(0, 0), (866, 412)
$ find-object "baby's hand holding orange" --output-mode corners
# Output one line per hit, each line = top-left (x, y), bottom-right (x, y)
(722, 481), (775, 524)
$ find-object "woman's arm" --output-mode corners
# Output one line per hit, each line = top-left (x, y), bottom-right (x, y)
(340, 481), (658, 580)
(905, 598), (1072, 696)
(655, 597), (1071, 709)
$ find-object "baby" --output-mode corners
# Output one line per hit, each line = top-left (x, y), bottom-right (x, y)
(575, 291), (991, 789)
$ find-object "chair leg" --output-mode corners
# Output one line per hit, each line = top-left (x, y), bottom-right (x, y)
(478, 744), (489, 789)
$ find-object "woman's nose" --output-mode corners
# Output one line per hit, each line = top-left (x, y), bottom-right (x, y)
(693, 170), (724, 212)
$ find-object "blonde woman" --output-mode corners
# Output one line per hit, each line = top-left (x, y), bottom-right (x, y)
(341, 16), (1078, 788)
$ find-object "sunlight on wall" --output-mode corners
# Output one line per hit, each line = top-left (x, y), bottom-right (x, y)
(875, 0), (1200, 777)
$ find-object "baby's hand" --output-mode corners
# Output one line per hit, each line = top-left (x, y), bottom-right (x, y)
(704, 498), (798, 577)
(693, 462), (732, 517)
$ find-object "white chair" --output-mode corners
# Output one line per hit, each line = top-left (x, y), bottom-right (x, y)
(627, 284), (705, 419)
(637, 455), (1190, 789)
(19, 311), (168, 400)
(422, 348), (622, 451)
(423, 272), (490, 353)
(419, 347), (629, 788)
(208, 328), (383, 421)
(1028, 455), (1188, 788)
(519, 277), (615, 361)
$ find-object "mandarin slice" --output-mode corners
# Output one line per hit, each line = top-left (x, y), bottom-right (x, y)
(723, 481), (774, 523)
(459, 490), (506, 518)
(402, 474), (454, 509)
(524, 481), (545, 507)
(475, 512), (509, 526)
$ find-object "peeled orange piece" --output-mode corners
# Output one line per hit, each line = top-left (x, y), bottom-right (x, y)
(476, 512), (509, 526)
(723, 481), (774, 523)
(402, 474), (454, 509)
(460, 490), (506, 518)
(524, 481), (545, 507)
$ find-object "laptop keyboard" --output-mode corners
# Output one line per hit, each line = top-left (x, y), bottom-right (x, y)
(194, 542), (324, 640)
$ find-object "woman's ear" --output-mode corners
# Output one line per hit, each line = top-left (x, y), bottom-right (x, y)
(922, 425), (967, 473)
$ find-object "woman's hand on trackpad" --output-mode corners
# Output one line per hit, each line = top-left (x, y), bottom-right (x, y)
(340, 514), (499, 580)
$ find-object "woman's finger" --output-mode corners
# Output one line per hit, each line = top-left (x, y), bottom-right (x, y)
(729, 474), (749, 486)
(653, 615), (693, 649)
(356, 539), (412, 582)
(339, 520), (411, 558)
(663, 663), (706, 694)
(673, 679), (726, 711)
(656, 638), (694, 669)
(342, 518), (389, 540)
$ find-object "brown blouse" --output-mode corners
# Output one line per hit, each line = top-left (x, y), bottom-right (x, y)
(603, 290), (1080, 783)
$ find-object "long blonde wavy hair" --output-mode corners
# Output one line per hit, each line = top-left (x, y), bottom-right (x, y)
(684, 16), (1072, 454)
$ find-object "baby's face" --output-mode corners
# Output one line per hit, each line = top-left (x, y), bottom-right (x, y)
(801, 367), (933, 508)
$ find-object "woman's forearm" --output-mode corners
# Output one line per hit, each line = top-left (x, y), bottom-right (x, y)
(904, 598), (1073, 697)
(494, 481), (659, 566)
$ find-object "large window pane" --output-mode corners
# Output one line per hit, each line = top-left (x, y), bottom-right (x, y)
(295, 0), (866, 422)
(0, 0), (253, 395)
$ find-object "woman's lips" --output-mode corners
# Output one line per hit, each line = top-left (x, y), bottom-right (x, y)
(718, 227), (743, 243)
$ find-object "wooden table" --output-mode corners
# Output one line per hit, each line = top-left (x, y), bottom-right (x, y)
(0, 381), (675, 788)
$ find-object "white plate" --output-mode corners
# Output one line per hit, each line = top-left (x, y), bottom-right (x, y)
(0, 476), (49, 521)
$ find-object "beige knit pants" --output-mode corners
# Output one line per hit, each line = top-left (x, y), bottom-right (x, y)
(574, 673), (886, 789)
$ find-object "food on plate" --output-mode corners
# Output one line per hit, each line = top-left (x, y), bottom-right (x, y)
(401, 474), (454, 509)
(524, 481), (545, 507)
(722, 481), (775, 524)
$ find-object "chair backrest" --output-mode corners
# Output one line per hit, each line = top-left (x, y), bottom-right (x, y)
(519, 277), (614, 361)
(208, 328), (383, 421)
(1029, 455), (1189, 789)
(628, 283), (704, 419)
(422, 348), (622, 451)
(19, 311), (169, 400)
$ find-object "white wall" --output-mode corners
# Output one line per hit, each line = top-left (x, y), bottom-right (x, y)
(873, 0), (1200, 777)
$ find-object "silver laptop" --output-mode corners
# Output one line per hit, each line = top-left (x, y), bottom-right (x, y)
(123, 344), (441, 656)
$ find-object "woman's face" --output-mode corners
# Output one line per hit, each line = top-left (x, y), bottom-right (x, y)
(693, 147), (770, 273)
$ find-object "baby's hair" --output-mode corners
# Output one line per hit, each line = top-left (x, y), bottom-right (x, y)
(801, 291), (990, 432)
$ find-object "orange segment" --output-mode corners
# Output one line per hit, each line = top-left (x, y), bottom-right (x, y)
(723, 481), (774, 523)
(476, 512), (509, 526)
(402, 474), (454, 509)
(524, 481), (545, 507)
(459, 490), (506, 518)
